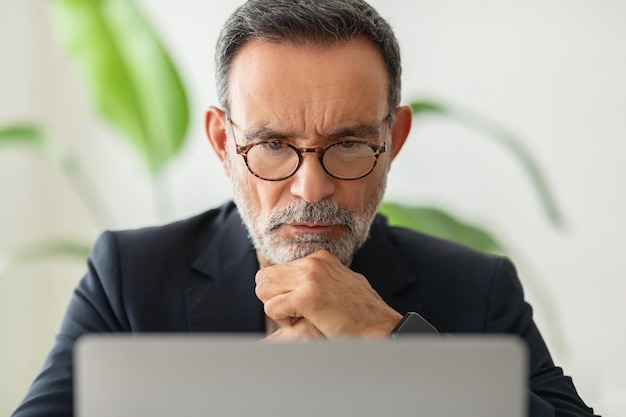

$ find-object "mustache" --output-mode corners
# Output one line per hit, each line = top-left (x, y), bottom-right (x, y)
(267, 200), (355, 233)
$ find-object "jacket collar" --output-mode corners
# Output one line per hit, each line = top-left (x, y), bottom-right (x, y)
(187, 203), (264, 332)
(191, 202), (256, 279)
(351, 214), (418, 314)
(187, 202), (418, 331)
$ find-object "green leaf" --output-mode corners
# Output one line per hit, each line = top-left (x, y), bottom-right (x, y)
(409, 100), (446, 116)
(48, 0), (189, 175)
(0, 125), (67, 164)
(379, 202), (506, 254)
(408, 99), (564, 229)
(0, 124), (112, 226)
(0, 125), (44, 146)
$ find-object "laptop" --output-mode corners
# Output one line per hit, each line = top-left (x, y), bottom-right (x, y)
(75, 334), (527, 417)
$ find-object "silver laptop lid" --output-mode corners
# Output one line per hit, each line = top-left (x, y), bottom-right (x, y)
(75, 335), (527, 417)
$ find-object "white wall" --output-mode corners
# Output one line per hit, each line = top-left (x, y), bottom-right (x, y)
(1, 0), (624, 415)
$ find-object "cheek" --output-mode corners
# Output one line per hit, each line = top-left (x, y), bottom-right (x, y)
(335, 181), (372, 211)
(349, 172), (387, 212)
(255, 181), (292, 212)
(234, 172), (289, 215)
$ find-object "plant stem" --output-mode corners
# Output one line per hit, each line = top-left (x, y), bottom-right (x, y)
(61, 155), (114, 229)
(152, 171), (174, 221)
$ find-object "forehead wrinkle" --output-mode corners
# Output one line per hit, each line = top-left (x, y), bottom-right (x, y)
(326, 123), (381, 140)
(238, 119), (385, 145)
(239, 125), (294, 143)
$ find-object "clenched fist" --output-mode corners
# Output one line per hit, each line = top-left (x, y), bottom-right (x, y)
(255, 250), (402, 340)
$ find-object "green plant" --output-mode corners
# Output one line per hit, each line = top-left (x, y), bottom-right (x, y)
(1, 0), (190, 265)
(49, 0), (189, 175)
(379, 98), (564, 250)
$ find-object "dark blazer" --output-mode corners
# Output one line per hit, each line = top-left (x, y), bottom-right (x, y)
(12, 202), (596, 417)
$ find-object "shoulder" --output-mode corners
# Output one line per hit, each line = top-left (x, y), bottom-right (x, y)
(372, 213), (506, 275)
(110, 201), (236, 242)
(76, 201), (249, 332)
(365, 214), (521, 332)
(87, 201), (247, 285)
(93, 201), (238, 255)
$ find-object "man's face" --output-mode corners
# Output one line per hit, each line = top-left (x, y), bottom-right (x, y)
(223, 37), (397, 266)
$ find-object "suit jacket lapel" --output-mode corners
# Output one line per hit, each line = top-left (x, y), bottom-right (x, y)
(187, 203), (265, 332)
(351, 214), (419, 315)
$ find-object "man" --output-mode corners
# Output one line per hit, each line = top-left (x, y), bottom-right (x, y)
(13, 0), (597, 416)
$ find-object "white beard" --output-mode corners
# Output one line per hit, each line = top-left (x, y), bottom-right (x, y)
(230, 170), (386, 266)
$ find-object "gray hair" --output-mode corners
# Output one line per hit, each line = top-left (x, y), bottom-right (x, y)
(215, 0), (402, 121)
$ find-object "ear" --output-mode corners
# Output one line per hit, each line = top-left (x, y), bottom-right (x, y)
(388, 105), (412, 161)
(205, 106), (230, 175)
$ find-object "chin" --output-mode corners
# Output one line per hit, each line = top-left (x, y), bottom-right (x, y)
(260, 236), (355, 266)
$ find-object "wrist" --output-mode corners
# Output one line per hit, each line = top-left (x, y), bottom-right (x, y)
(362, 310), (403, 338)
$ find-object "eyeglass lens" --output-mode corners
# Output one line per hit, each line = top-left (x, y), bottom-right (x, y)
(244, 142), (382, 181)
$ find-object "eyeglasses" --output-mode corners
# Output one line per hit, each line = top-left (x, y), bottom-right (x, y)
(226, 117), (388, 181)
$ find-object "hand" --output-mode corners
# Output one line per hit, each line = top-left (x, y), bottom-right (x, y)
(255, 250), (402, 338)
(263, 318), (325, 342)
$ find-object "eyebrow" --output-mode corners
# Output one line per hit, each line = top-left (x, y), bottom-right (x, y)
(240, 122), (382, 144)
(241, 127), (292, 143)
(327, 124), (381, 141)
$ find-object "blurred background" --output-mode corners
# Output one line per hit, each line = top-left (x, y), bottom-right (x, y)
(1, 0), (624, 415)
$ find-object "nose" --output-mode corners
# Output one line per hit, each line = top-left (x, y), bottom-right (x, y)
(289, 153), (336, 203)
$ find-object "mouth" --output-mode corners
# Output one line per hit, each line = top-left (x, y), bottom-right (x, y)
(282, 223), (343, 234)
(264, 200), (356, 235)
(290, 222), (335, 228)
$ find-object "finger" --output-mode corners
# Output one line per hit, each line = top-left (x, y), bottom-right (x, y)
(263, 293), (302, 326)
(306, 249), (339, 262)
(255, 265), (300, 302)
(262, 319), (325, 342)
(255, 251), (334, 290)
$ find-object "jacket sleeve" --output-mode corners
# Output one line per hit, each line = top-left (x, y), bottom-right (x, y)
(11, 232), (128, 417)
(487, 257), (598, 417)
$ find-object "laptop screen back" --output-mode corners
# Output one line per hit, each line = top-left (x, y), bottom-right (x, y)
(75, 335), (527, 417)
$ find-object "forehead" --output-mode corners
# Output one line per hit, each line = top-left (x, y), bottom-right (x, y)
(227, 37), (390, 134)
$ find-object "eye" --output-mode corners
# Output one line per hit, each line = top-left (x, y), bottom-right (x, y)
(337, 141), (358, 149)
(267, 141), (285, 151)
(253, 141), (293, 158)
(258, 141), (287, 151)
(332, 141), (369, 154)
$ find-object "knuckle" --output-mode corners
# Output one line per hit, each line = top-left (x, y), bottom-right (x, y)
(295, 282), (321, 306)
(300, 254), (325, 269)
(254, 269), (266, 285)
(254, 282), (266, 299)
(254, 271), (270, 299)
(263, 298), (278, 317)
